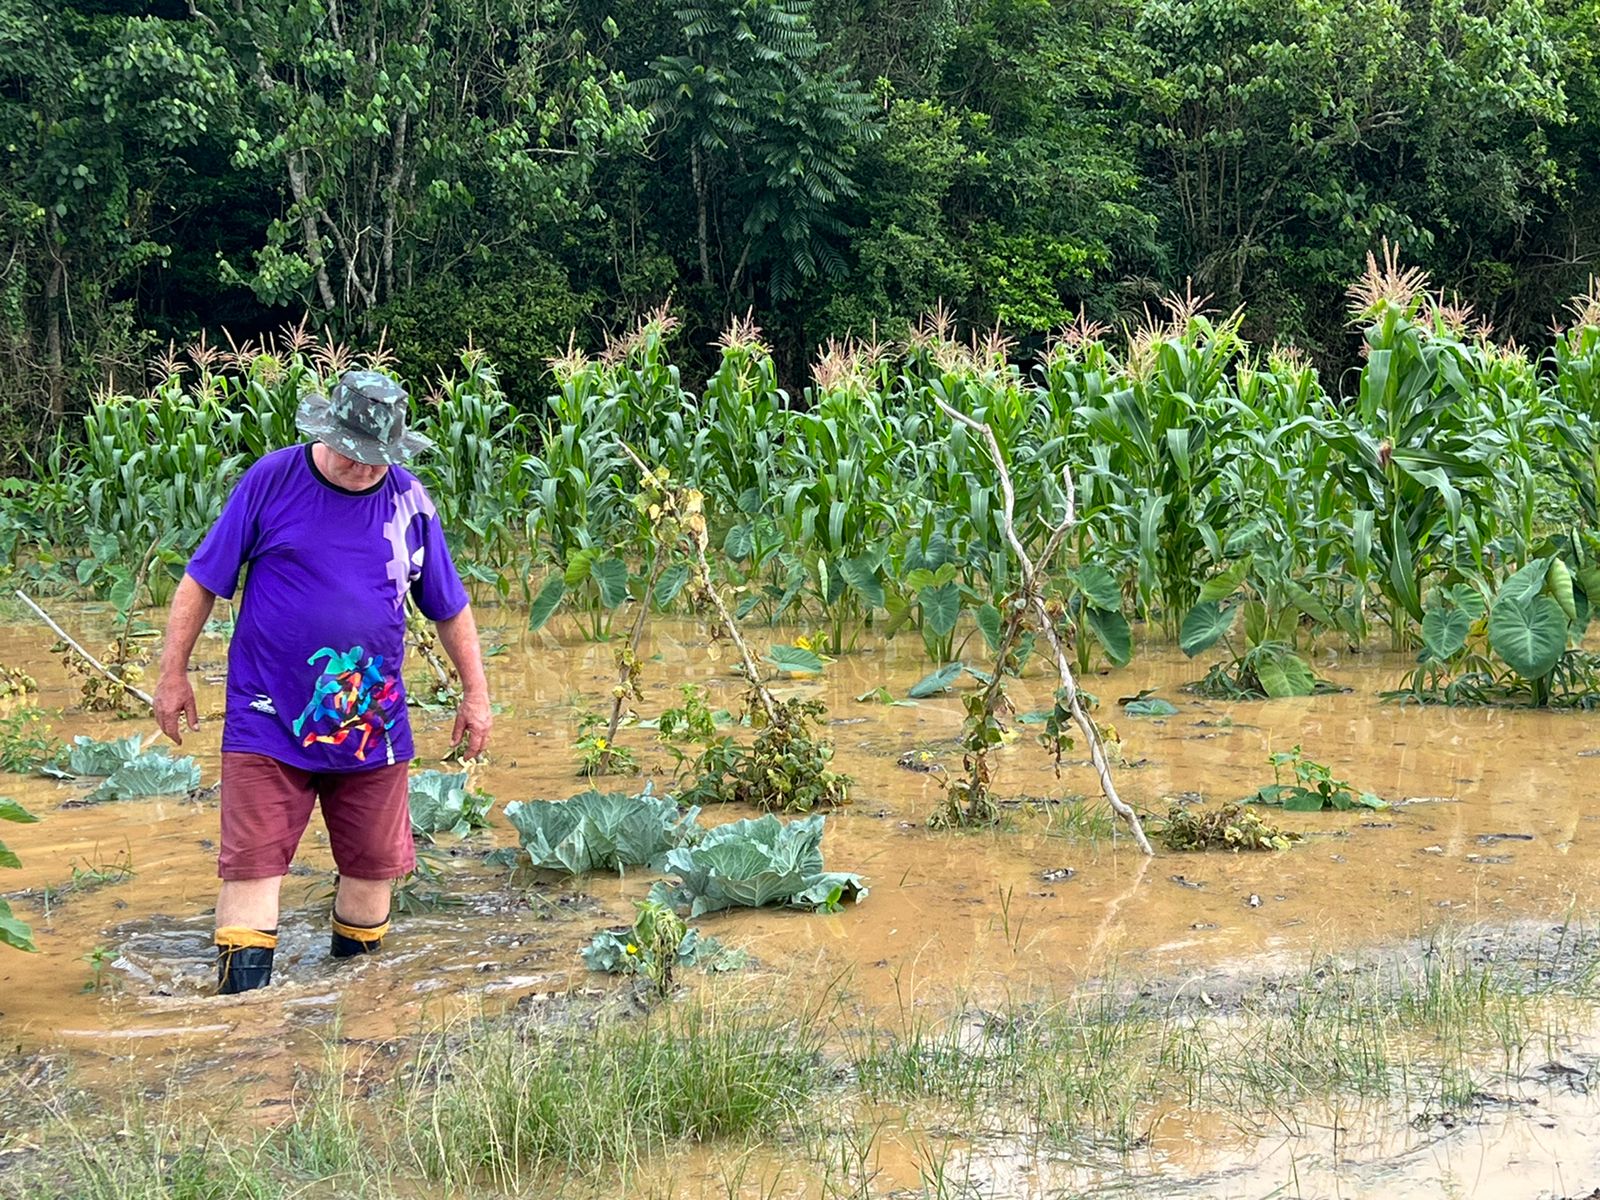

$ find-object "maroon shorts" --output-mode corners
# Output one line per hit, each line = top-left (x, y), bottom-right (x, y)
(218, 752), (416, 881)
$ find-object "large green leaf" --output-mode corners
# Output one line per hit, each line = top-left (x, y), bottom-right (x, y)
(1420, 606), (1470, 662)
(1253, 647), (1317, 698)
(1180, 601), (1238, 657)
(409, 769), (494, 839)
(66, 736), (200, 800)
(1122, 697), (1178, 717)
(1489, 593), (1566, 681)
(1547, 558), (1577, 625)
(654, 562), (691, 609)
(66, 734), (144, 776)
(724, 524), (754, 560)
(1068, 565), (1121, 612)
(1198, 556), (1253, 603)
(528, 574), (566, 631)
(919, 583), (961, 638)
(85, 756), (202, 802)
(839, 557), (885, 609)
(0, 900), (35, 953)
(0, 799), (38, 825)
(908, 661), (964, 698)
(504, 789), (699, 875)
(563, 548), (599, 588)
(591, 557), (631, 608)
(766, 644), (825, 675)
(648, 813), (866, 918)
(1497, 558), (1553, 607)
(1084, 607), (1132, 667)
(975, 603), (1003, 652)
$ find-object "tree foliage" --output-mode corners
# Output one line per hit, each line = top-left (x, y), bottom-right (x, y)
(3, 0), (1600, 433)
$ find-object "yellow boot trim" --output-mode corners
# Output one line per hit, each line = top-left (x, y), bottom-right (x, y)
(331, 916), (389, 944)
(215, 926), (278, 950)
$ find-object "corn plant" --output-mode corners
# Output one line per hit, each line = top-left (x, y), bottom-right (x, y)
(1315, 249), (1507, 648)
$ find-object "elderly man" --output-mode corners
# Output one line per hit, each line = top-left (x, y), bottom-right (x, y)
(153, 370), (492, 994)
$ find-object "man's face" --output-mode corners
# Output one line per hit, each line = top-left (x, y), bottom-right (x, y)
(322, 444), (389, 490)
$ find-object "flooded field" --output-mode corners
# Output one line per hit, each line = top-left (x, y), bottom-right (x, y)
(4, 603), (1600, 1198)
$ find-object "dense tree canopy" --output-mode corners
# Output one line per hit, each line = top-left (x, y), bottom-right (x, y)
(4, 0), (1599, 443)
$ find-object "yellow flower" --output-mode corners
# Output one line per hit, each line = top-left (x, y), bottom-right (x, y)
(794, 634), (813, 650)
(625, 943), (639, 955)
(595, 737), (609, 751)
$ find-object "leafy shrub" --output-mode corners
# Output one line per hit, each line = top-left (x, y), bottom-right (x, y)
(649, 813), (866, 917)
(682, 693), (850, 812)
(503, 787), (698, 875)
(63, 735), (201, 801)
(1245, 745), (1386, 811)
(0, 708), (63, 773)
(408, 770), (494, 839)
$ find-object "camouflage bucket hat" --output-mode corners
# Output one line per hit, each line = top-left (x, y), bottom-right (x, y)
(296, 369), (433, 466)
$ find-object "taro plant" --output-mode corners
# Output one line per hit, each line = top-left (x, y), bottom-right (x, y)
(1179, 557), (1332, 699)
(1391, 556), (1600, 707)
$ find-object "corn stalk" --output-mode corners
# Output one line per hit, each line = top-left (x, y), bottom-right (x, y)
(928, 397), (1153, 855)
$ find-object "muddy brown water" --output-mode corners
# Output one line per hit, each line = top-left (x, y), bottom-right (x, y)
(4, 606), (1600, 1197)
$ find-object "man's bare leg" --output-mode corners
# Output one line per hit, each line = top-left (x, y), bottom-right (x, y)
(334, 876), (391, 926)
(217, 876), (285, 929)
(331, 875), (393, 958)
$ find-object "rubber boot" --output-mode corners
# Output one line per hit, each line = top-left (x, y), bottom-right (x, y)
(330, 911), (389, 959)
(216, 926), (277, 995)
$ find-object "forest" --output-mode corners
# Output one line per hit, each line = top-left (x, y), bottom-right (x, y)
(3, 0), (1598, 455)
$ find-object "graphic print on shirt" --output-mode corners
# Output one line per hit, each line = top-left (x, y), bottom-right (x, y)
(383, 481), (437, 607)
(291, 645), (401, 764)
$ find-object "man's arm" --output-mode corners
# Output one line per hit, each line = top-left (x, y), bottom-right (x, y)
(436, 604), (491, 758)
(154, 574), (217, 745)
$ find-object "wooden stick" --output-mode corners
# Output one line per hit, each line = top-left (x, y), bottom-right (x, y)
(927, 398), (1153, 855)
(14, 590), (155, 709)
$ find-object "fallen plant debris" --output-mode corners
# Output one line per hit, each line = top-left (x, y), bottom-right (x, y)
(1160, 802), (1301, 852)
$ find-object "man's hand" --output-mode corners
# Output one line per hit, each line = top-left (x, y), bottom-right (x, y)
(154, 671), (200, 745)
(453, 689), (492, 759)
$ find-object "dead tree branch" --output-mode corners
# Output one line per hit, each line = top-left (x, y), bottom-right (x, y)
(928, 398), (1153, 855)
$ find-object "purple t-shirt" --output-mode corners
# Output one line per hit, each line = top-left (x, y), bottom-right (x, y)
(186, 444), (470, 772)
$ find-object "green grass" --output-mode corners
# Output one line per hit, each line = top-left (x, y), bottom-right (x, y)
(3, 928), (1596, 1199)
(401, 999), (824, 1188)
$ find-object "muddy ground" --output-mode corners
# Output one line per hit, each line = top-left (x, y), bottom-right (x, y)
(4, 604), (1600, 1197)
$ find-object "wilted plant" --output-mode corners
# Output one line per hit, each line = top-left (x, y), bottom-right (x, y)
(1160, 802), (1300, 852)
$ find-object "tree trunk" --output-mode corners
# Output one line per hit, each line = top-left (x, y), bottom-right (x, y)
(691, 144), (712, 286)
(42, 220), (64, 420)
(287, 152), (338, 313)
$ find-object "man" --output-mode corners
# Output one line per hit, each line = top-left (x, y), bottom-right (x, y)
(153, 370), (492, 995)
